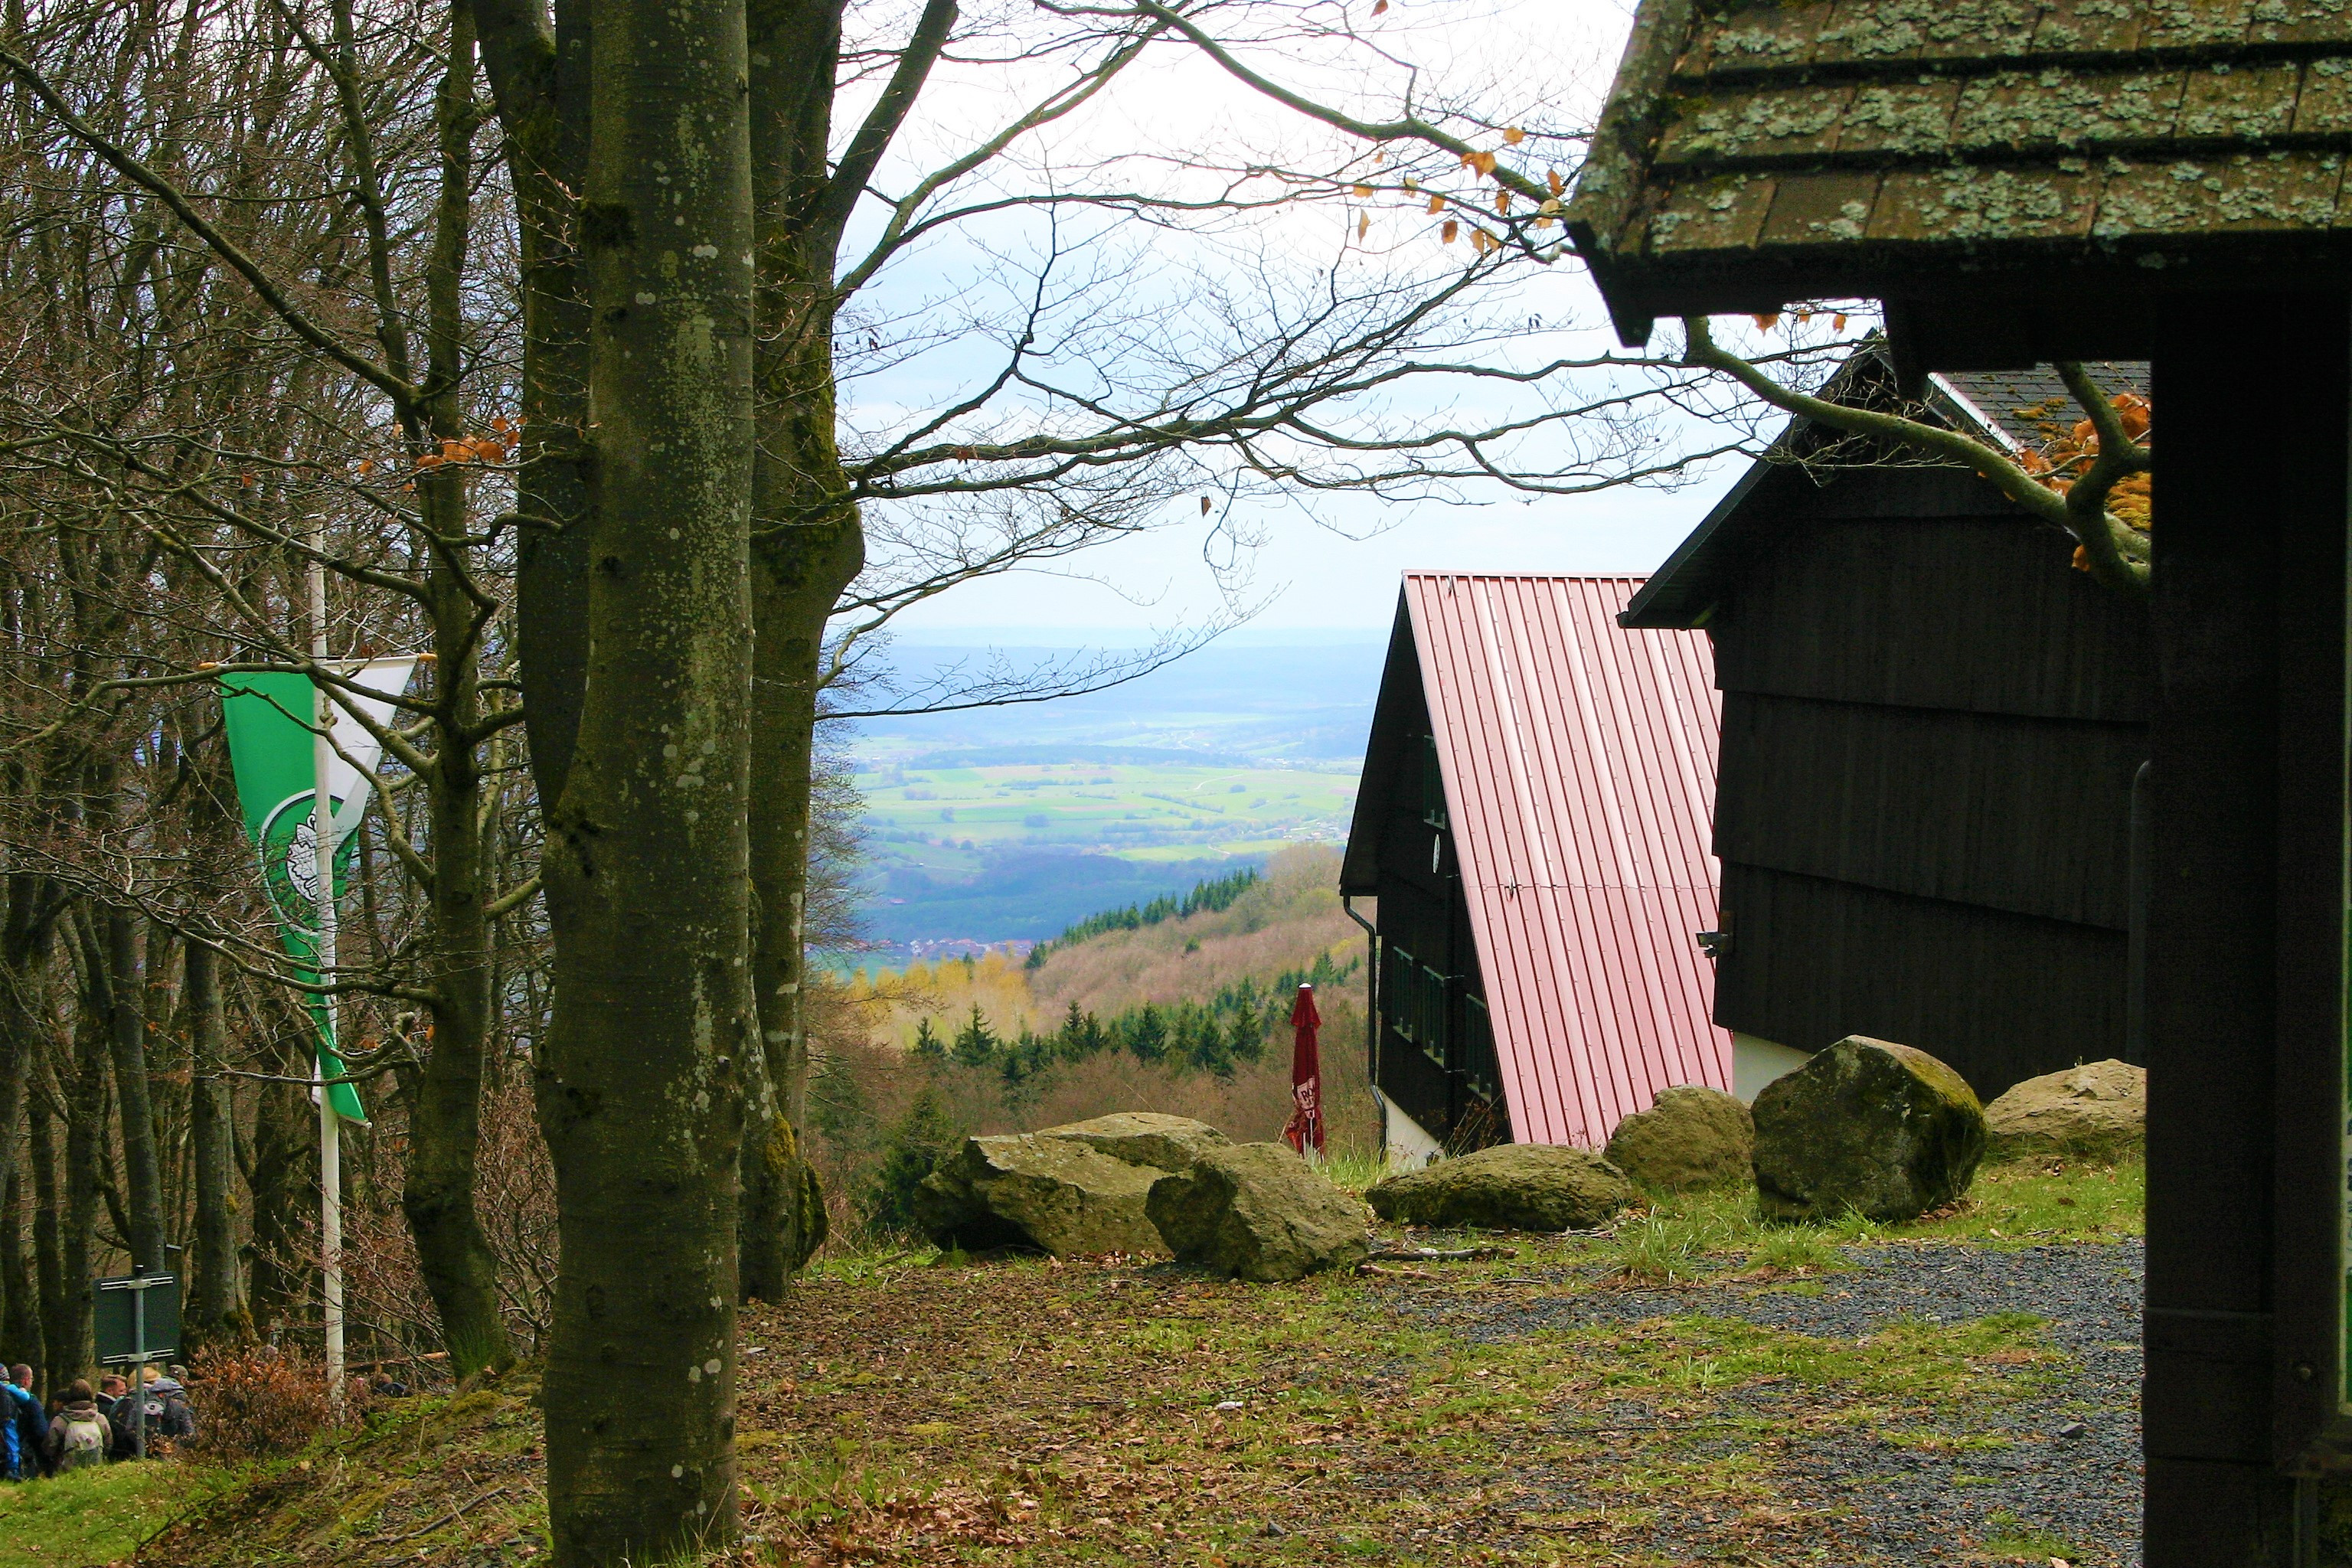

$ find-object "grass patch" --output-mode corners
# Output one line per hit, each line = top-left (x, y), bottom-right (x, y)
(1980, 1506), (2085, 1560)
(0, 1459), (227, 1566)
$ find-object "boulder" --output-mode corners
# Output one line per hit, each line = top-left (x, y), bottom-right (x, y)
(1751, 1036), (1986, 1223)
(913, 1113), (1228, 1256)
(1146, 1142), (1370, 1282)
(1036, 1111), (1232, 1173)
(1604, 1084), (1755, 1192)
(1983, 1060), (2146, 1161)
(1364, 1143), (1638, 1232)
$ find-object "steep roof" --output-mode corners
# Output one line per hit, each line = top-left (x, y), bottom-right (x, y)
(1622, 351), (2148, 628)
(1566, 0), (2352, 343)
(1345, 573), (1730, 1146)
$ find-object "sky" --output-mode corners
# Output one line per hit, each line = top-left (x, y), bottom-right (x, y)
(830, 0), (1760, 642)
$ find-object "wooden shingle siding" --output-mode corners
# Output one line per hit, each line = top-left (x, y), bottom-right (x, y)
(1710, 505), (2154, 720)
(1715, 862), (2131, 1096)
(1717, 692), (2145, 929)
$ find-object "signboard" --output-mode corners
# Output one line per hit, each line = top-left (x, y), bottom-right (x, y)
(93, 1273), (179, 1367)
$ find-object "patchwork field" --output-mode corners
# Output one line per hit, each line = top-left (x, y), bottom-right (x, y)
(855, 755), (1360, 948)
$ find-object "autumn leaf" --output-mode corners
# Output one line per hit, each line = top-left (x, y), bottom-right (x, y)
(1546, 168), (1563, 197)
(1200, 497), (1213, 514)
(1751, 312), (1780, 331)
(1471, 151), (1498, 176)
(1504, 127), (1526, 145)
(1494, 191), (1511, 214)
(1832, 312), (1848, 331)
(358, 459), (377, 475)
(1357, 212), (1370, 240)
(1402, 175), (1418, 191)
(1426, 194), (1445, 213)
(1373, 0), (1387, 12)
(1351, 184), (1373, 197)
(1441, 219), (1459, 243)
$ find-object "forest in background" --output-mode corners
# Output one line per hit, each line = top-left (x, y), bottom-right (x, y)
(804, 844), (1379, 1240)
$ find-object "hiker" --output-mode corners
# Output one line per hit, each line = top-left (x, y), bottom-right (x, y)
(95, 1377), (136, 1462)
(3, 1367), (44, 1478)
(44, 1382), (108, 1472)
(139, 1366), (194, 1441)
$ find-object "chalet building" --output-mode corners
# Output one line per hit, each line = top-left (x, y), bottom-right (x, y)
(1341, 573), (1730, 1164)
(1621, 361), (2153, 1103)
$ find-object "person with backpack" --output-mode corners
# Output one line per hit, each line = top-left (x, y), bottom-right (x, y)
(44, 1383), (108, 1472)
(94, 1377), (136, 1462)
(2, 1368), (42, 1478)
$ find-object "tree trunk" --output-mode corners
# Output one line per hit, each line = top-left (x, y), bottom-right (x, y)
(184, 941), (245, 1347)
(59, 1011), (104, 1381)
(1, 1169), (38, 1377)
(397, 5), (514, 1382)
(30, 1089), (64, 1396)
(730, 0), (877, 1302)
(100, 910), (167, 1272)
(244, 1065), (314, 1338)
(531, 0), (757, 1553)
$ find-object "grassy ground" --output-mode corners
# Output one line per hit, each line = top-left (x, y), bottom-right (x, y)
(0, 1457), (229, 1566)
(859, 760), (1358, 859)
(129, 1154), (2143, 1568)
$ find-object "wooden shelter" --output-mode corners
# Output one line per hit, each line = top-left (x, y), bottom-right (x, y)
(1570, 4), (2352, 1558)
(1341, 574), (1730, 1163)
(1624, 354), (2153, 1102)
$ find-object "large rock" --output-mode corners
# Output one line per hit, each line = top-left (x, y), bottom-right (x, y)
(1604, 1084), (1754, 1192)
(1751, 1036), (1986, 1222)
(914, 1113), (1228, 1256)
(1037, 1111), (1231, 1172)
(1984, 1060), (2146, 1161)
(1146, 1143), (1370, 1282)
(1364, 1143), (1638, 1231)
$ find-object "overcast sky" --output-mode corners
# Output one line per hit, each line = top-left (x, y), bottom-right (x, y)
(827, 0), (1759, 641)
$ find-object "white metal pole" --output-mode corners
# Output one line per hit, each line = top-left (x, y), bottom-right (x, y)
(308, 529), (344, 1419)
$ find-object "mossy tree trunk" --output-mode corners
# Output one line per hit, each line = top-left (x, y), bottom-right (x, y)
(730, 0), (954, 1300)
(394, 5), (515, 1382)
(529, 0), (759, 1553)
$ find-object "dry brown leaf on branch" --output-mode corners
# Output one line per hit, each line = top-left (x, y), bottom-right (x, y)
(1357, 212), (1370, 240)
(1441, 219), (1459, 243)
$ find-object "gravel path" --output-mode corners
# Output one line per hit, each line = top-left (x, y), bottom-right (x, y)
(1403, 1240), (2145, 1565)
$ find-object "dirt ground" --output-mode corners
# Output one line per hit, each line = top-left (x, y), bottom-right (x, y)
(138, 1156), (2148, 1568)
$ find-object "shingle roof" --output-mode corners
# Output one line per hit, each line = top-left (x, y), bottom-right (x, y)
(1348, 574), (1731, 1146)
(1567, 0), (2352, 341)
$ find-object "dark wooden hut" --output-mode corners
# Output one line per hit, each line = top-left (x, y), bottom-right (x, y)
(1567, 3), (2352, 1553)
(1622, 356), (2153, 1102)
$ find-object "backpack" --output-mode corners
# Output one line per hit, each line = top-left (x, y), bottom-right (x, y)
(57, 1412), (104, 1471)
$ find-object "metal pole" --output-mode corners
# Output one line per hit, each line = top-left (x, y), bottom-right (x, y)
(309, 529), (344, 1419)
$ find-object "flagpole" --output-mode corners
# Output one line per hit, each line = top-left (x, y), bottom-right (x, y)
(309, 527), (344, 1419)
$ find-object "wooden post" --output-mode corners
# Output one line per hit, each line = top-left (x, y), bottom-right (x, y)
(2144, 295), (2350, 1565)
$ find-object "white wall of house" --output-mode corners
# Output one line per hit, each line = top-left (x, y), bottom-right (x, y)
(1733, 1033), (1812, 1103)
(1377, 1090), (1446, 1171)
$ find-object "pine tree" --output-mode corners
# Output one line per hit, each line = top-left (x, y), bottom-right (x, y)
(1127, 1002), (1168, 1063)
(913, 1016), (945, 1060)
(952, 1003), (999, 1067)
(864, 1086), (962, 1233)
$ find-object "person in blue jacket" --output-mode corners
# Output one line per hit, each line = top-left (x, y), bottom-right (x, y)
(5, 1367), (44, 1478)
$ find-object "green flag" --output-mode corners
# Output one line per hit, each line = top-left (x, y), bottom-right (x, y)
(217, 658), (416, 1125)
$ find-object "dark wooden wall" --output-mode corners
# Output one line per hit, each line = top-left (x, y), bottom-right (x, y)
(1366, 654), (1506, 1148)
(1708, 470), (2153, 1100)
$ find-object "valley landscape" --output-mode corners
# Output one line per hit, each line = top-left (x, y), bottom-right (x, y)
(844, 635), (1383, 956)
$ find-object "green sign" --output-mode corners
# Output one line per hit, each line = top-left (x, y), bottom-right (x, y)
(93, 1274), (179, 1366)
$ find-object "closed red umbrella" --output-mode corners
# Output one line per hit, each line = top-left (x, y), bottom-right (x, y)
(1281, 984), (1325, 1160)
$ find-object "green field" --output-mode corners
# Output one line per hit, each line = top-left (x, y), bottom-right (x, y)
(858, 759), (1357, 858)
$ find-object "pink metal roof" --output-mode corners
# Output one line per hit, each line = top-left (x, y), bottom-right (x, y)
(1404, 573), (1730, 1147)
